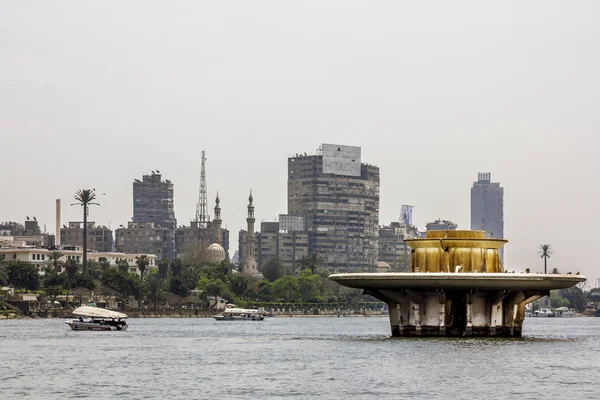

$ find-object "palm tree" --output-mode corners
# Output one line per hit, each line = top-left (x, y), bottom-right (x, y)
(299, 253), (325, 274)
(63, 258), (80, 305)
(136, 255), (150, 279)
(538, 244), (553, 274)
(72, 189), (99, 275)
(47, 251), (64, 273)
(145, 275), (166, 310)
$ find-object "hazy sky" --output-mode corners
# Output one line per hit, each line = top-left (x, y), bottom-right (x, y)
(1, 2), (598, 281)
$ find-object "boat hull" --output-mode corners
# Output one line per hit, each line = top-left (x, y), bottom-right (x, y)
(65, 321), (128, 331)
(213, 315), (265, 321)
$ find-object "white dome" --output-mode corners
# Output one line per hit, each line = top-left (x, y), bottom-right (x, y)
(205, 243), (226, 263)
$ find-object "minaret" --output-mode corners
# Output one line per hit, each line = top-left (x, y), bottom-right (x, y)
(243, 191), (257, 274)
(213, 192), (222, 245)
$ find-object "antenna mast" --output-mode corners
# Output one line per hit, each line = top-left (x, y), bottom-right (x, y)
(196, 150), (209, 227)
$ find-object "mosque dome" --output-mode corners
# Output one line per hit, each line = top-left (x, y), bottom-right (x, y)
(205, 243), (226, 263)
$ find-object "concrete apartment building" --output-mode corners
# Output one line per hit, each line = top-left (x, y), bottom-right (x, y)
(470, 172), (504, 259)
(378, 222), (419, 272)
(60, 222), (113, 252)
(238, 217), (309, 273)
(425, 219), (458, 231)
(132, 172), (177, 259)
(115, 221), (170, 260)
(287, 144), (380, 272)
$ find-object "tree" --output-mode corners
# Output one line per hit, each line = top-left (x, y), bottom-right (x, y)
(297, 269), (321, 302)
(262, 257), (284, 282)
(99, 259), (111, 271)
(117, 259), (129, 273)
(551, 268), (559, 274)
(47, 251), (64, 273)
(298, 253), (325, 274)
(538, 244), (553, 274)
(157, 258), (169, 279)
(274, 275), (299, 302)
(205, 279), (226, 307)
(7, 261), (40, 292)
(0, 254), (7, 286)
(226, 274), (254, 296)
(72, 189), (99, 275)
(63, 258), (80, 305)
(100, 268), (144, 307)
(136, 255), (150, 279)
(145, 274), (166, 310)
(168, 276), (191, 298)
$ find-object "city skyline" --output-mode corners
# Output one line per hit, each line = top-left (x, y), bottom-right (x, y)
(1, 2), (598, 280)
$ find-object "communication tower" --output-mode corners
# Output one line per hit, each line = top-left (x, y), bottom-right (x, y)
(196, 150), (209, 227)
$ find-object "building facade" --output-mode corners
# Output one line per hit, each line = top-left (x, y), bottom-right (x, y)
(244, 219), (309, 273)
(378, 222), (419, 272)
(287, 144), (380, 272)
(60, 222), (113, 252)
(175, 222), (229, 258)
(115, 222), (170, 260)
(0, 247), (156, 276)
(425, 219), (458, 231)
(132, 172), (177, 259)
(470, 172), (504, 259)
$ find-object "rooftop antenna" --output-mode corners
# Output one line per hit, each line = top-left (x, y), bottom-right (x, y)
(196, 150), (208, 228)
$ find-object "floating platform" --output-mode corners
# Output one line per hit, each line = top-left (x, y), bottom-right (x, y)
(329, 272), (585, 337)
(329, 230), (586, 337)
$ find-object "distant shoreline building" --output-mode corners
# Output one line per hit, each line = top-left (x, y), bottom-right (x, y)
(241, 216), (309, 274)
(425, 219), (458, 232)
(60, 222), (113, 252)
(287, 144), (380, 272)
(131, 172), (177, 259)
(470, 172), (504, 259)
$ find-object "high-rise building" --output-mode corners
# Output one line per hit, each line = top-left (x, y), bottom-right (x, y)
(60, 222), (113, 252)
(287, 144), (380, 272)
(470, 172), (504, 259)
(132, 172), (177, 259)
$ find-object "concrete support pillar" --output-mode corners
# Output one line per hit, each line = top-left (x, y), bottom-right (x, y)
(437, 289), (446, 336)
(389, 300), (400, 337)
(412, 301), (421, 336)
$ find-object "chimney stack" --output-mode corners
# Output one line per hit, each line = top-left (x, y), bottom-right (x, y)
(56, 199), (61, 246)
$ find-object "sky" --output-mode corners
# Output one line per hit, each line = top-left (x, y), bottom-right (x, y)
(1, 1), (599, 283)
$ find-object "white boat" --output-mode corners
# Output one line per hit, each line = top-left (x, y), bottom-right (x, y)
(533, 308), (555, 317)
(554, 307), (576, 317)
(66, 306), (129, 331)
(214, 306), (266, 321)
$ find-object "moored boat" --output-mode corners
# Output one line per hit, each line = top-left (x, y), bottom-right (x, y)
(66, 306), (129, 331)
(554, 307), (576, 317)
(214, 305), (266, 321)
(533, 308), (555, 317)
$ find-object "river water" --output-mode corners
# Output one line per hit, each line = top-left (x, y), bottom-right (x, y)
(1, 316), (599, 399)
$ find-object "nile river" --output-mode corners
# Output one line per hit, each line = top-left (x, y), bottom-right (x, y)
(1, 317), (599, 399)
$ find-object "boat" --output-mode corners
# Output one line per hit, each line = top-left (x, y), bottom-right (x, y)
(213, 305), (266, 321)
(65, 306), (129, 331)
(533, 308), (555, 317)
(554, 307), (576, 317)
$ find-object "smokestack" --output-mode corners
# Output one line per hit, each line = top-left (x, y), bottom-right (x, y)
(56, 199), (61, 247)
